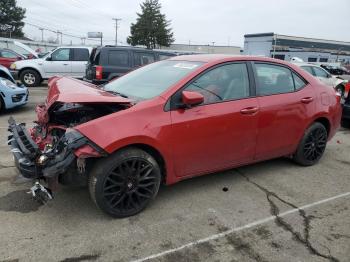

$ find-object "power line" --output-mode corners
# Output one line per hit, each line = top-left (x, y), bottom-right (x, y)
(24, 21), (101, 43)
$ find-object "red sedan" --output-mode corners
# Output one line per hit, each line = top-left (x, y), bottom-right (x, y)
(8, 55), (342, 217)
(0, 49), (25, 69)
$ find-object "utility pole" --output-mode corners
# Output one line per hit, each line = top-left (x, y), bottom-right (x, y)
(81, 37), (86, 45)
(112, 18), (122, 46)
(39, 28), (44, 42)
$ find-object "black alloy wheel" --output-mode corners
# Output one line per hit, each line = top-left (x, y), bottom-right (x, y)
(293, 122), (328, 166)
(303, 127), (327, 162)
(89, 148), (161, 217)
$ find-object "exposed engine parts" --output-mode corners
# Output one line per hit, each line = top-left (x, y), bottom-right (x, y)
(48, 102), (127, 127)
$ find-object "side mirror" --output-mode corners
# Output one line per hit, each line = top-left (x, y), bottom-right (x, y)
(46, 56), (52, 61)
(17, 56), (23, 60)
(327, 73), (332, 78)
(181, 91), (204, 108)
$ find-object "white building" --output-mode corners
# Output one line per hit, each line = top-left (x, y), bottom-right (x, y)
(244, 33), (350, 64)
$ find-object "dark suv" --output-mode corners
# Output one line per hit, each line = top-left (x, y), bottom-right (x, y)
(84, 46), (176, 84)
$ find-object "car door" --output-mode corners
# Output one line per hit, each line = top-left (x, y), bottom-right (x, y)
(43, 48), (71, 77)
(0, 50), (19, 69)
(253, 62), (315, 160)
(169, 62), (258, 177)
(71, 48), (89, 78)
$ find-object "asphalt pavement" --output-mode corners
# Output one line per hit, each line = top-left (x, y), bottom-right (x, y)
(0, 87), (349, 262)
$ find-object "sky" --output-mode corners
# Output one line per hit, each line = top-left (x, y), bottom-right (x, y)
(16, 0), (350, 47)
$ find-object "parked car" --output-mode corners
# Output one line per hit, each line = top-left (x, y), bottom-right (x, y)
(0, 49), (26, 69)
(320, 64), (350, 75)
(342, 93), (350, 128)
(294, 63), (349, 101)
(10, 46), (92, 87)
(0, 65), (28, 111)
(8, 55), (341, 217)
(85, 46), (176, 84)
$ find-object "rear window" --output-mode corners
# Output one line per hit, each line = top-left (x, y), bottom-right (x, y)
(89, 48), (101, 65)
(134, 52), (155, 66)
(158, 54), (174, 60)
(255, 63), (294, 95)
(73, 48), (89, 61)
(301, 66), (314, 75)
(108, 50), (129, 66)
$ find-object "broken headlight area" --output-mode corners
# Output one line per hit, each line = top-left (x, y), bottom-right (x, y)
(8, 116), (106, 202)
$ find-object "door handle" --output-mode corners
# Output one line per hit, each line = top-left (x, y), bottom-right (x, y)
(63, 63), (69, 65)
(240, 107), (259, 115)
(301, 97), (313, 104)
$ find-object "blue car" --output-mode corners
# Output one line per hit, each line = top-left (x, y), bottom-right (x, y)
(0, 65), (28, 111)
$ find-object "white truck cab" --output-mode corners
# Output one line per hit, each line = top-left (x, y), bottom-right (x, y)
(10, 46), (92, 87)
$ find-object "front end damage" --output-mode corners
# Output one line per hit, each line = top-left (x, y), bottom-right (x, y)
(7, 77), (133, 203)
(8, 115), (106, 202)
(8, 100), (130, 204)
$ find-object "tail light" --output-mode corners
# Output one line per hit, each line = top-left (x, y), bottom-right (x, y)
(95, 66), (103, 80)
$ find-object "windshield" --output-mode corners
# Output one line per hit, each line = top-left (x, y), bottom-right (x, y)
(103, 60), (203, 100)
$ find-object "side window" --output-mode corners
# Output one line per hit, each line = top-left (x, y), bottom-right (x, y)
(73, 48), (89, 61)
(255, 63), (294, 95)
(292, 73), (306, 90)
(1, 51), (17, 58)
(158, 54), (173, 61)
(313, 67), (328, 78)
(301, 66), (314, 75)
(51, 48), (70, 61)
(134, 52), (155, 66)
(184, 63), (250, 105)
(108, 50), (129, 66)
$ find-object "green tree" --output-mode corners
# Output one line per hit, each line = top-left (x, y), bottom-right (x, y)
(0, 0), (26, 38)
(127, 0), (174, 49)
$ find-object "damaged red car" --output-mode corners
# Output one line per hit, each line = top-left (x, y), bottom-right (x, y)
(8, 55), (342, 217)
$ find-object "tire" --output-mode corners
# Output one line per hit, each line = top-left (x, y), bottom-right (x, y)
(0, 96), (4, 112)
(293, 122), (328, 166)
(341, 119), (350, 128)
(20, 69), (41, 87)
(89, 147), (161, 218)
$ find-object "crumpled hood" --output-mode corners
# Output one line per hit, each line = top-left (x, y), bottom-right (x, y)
(46, 77), (132, 108)
(35, 77), (132, 124)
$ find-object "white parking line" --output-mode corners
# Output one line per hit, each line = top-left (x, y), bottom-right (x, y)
(132, 191), (350, 262)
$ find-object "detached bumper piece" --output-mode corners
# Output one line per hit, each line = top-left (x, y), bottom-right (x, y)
(8, 117), (40, 178)
(7, 117), (89, 179)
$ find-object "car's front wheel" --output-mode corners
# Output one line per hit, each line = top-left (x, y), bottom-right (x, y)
(293, 122), (328, 166)
(20, 69), (41, 87)
(89, 147), (161, 217)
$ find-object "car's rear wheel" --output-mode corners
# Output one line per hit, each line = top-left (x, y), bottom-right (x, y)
(89, 147), (161, 218)
(20, 69), (41, 87)
(293, 122), (328, 166)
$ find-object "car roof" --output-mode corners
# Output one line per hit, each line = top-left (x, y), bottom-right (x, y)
(292, 62), (322, 68)
(169, 54), (299, 66)
(58, 46), (92, 49)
